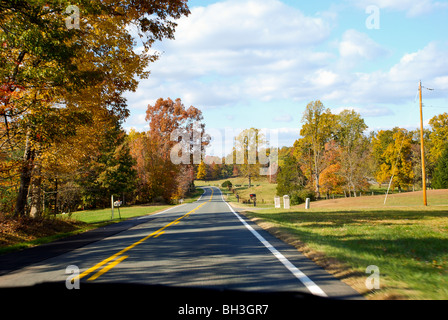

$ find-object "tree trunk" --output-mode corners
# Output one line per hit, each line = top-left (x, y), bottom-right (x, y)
(29, 157), (42, 217)
(55, 178), (59, 214)
(13, 131), (35, 217)
(315, 173), (320, 199)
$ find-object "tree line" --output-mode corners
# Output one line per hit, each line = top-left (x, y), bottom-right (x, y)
(190, 100), (448, 206)
(276, 100), (448, 204)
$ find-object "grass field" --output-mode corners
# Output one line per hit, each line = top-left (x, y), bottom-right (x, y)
(236, 189), (448, 300)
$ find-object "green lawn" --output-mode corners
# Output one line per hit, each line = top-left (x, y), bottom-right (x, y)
(238, 190), (448, 300)
(60, 205), (172, 224)
(60, 188), (205, 224)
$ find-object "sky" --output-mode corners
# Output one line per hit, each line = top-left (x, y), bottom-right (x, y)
(123, 0), (448, 155)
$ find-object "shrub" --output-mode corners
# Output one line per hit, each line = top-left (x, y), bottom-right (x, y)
(221, 180), (233, 189)
(290, 189), (316, 205)
(433, 143), (448, 189)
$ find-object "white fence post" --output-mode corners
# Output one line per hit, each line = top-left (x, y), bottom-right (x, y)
(274, 196), (281, 208)
(283, 195), (290, 209)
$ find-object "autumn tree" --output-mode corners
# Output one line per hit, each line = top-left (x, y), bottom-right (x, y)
(39, 108), (121, 213)
(373, 128), (414, 191)
(138, 98), (205, 202)
(209, 162), (221, 180)
(319, 163), (345, 197)
(0, 0), (190, 216)
(318, 140), (345, 197)
(371, 129), (395, 187)
(197, 160), (207, 180)
(293, 101), (337, 198)
(234, 128), (266, 187)
(128, 130), (152, 203)
(336, 109), (370, 196)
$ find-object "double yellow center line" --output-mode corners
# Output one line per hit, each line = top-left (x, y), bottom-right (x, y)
(74, 188), (214, 282)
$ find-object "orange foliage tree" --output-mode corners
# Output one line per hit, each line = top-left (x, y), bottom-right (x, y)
(129, 98), (207, 203)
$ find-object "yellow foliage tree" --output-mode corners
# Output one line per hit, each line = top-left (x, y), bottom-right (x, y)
(377, 129), (414, 191)
(197, 161), (207, 180)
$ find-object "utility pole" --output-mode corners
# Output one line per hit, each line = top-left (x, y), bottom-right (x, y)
(419, 81), (428, 206)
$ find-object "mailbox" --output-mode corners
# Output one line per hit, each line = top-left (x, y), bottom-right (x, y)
(250, 194), (256, 200)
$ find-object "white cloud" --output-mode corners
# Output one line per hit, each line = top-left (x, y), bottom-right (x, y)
(338, 30), (389, 61)
(171, 0), (332, 51)
(310, 69), (339, 87)
(434, 76), (448, 90)
(388, 42), (448, 81)
(322, 42), (448, 105)
(139, 0), (334, 108)
(125, 0), (448, 131)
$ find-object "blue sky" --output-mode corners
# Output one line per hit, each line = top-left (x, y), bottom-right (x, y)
(123, 0), (448, 152)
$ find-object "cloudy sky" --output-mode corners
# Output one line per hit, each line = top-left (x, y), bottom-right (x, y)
(123, 0), (448, 153)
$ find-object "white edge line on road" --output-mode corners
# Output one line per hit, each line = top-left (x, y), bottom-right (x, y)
(218, 187), (328, 298)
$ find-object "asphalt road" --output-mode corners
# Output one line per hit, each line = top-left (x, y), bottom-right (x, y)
(0, 186), (363, 314)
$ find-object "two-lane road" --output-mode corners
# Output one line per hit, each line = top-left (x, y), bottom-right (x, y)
(0, 187), (362, 308)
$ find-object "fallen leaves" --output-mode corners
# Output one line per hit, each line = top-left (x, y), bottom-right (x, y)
(0, 215), (85, 248)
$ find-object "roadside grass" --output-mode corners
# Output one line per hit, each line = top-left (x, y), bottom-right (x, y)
(236, 190), (448, 300)
(184, 187), (206, 203)
(59, 204), (172, 224)
(0, 188), (205, 255)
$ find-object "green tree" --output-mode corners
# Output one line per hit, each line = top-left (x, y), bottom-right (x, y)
(77, 119), (136, 209)
(276, 154), (306, 197)
(97, 140), (137, 200)
(428, 113), (448, 174)
(433, 143), (448, 189)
